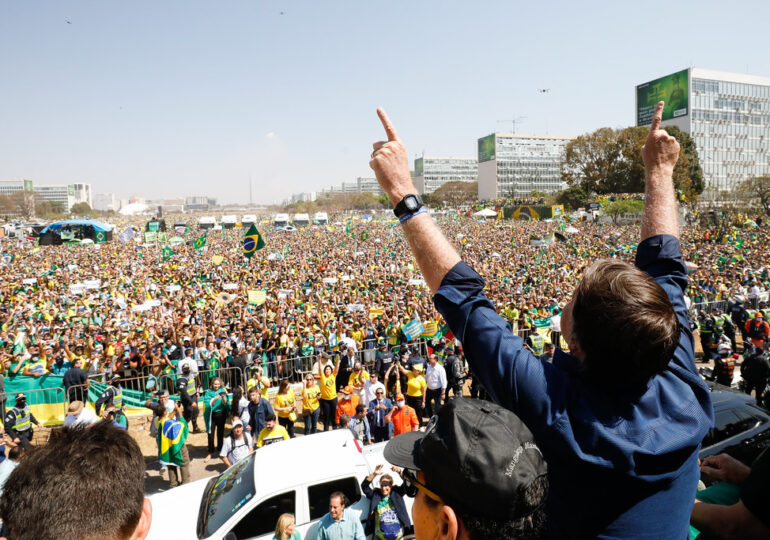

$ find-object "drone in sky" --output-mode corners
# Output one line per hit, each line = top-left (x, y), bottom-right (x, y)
(538, 88), (550, 93)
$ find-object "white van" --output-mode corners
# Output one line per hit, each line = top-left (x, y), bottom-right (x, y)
(199, 216), (217, 230)
(147, 430), (412, 540)
(221, 215), (237, 229)
(242, 214), (257, 227)
(292, 213), (310, 227)
(272, 213), (289, 227)
(312, 212), (329, 225)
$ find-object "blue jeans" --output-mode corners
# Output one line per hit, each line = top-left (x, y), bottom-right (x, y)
(304, 407), (320, 435)
(266, 351), (278, 379)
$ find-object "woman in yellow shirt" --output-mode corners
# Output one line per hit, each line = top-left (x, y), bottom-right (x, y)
(274, 380), (297, 438)
(317, 357), (340, 432)
(301, 374), (321, 435)
(397, 362), (426, 427)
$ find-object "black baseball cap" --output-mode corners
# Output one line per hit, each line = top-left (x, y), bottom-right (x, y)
(384, 398), (547, 520)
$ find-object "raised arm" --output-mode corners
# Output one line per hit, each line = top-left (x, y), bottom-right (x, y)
(369, 108), (460, 293)
(641, 101), (680, 241)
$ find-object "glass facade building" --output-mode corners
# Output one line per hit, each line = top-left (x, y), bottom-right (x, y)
(637, 68), (770, 194)
(413, 157), (478, 194)
(477, 134), (572, 200)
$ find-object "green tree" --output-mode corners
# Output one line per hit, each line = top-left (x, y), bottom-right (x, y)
(10, 191), (37, 219)
(736, 175), (770, 216)
(429, 181), (478, 207)
(555, 186), (590, 210)
(562, 128), (623, 194)
(563, 125), (704, 199)
(603, 199), (644, 225)
(70, 202), (92, 215)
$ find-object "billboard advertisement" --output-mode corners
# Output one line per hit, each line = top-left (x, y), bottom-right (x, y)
(414, 157), (424, 177)
(636, 69), (689, 126)
(23, 180), (33, 191)
(478, 134), (496, 162)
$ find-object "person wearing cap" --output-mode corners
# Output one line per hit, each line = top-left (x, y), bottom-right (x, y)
(256, 413), (290, 448)
(4, 394), (40, 449)
(94, 373), (123, 418)
(369, 105), (712, 538)
(63, 400), (98, 428)
(246, 365), (271, 399)
(384, 393), (418, 437)
(383, 398), (548, 540)
(360, 463), (412, 538)
(177, 362), (201, 433)
(745, 310), (769, 349)
(375, 341), (397, 393)
(220, 417), (254, 467)
(335, 385), (360, 427)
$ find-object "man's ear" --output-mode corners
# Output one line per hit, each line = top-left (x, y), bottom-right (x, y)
(129, 498), (153, 540)
(439, 504), (460, 540)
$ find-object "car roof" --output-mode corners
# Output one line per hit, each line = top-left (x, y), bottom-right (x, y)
(710, 387), (756, 410)
(251, 430), (368, 496)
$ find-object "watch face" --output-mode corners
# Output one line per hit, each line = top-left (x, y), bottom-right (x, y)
(405, 196), (419, 211)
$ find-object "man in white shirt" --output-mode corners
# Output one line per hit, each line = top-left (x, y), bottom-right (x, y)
(361, 372), (385, 409)
(424, 353), (447, 418)
(177, 350), (198, 376)
(63, 400), (98, 427)
(220, 418), (253, 467)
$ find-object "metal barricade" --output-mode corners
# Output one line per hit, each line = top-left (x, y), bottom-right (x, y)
(159, 366), (246, 396)
(8, 386), (67, 426)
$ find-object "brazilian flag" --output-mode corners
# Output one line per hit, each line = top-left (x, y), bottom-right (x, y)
(95, 231), (106, 243)
(360, 231), (369, 242)
(243, 224), (265, 259)
(158, 416), (188, 467)
(162, 246), (174, 261)
(193, 235), (207, 250)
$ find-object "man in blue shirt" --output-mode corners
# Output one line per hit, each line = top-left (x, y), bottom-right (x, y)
(368, 102), (713, 538)
(317, 491), (365, 540)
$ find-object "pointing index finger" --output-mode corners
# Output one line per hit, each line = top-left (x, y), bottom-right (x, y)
(650, 101), (664, 133)
(377, 108), (399, 142)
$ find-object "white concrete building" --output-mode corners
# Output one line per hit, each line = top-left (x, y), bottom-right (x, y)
(636, 68), (770, 193)
(477, 134), (572, 200)
(413, 157), (478, 194)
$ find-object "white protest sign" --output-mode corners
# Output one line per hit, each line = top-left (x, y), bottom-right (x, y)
(85, 279), (101, 290)
(70, 283), (86, 295)
(22, 278), (37, 285)
(223, 283), (239, 291)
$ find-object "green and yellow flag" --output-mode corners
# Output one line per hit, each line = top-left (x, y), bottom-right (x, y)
(162, 246), (174, 261)
(243, 224), (265, 259)
(193, 235), (207, 250)
(158, 416), (188, 467)
(360, 231), (369, 242)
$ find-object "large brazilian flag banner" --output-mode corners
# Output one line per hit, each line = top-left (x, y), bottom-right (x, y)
(637, 68), (689, 126)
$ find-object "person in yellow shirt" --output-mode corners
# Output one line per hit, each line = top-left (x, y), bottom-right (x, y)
(317, 356), (340, 432)
(348, 362), (369, 397)
(301, 374), (321, 435)
(274, 380), (297, 438)
(396, 362), (426, 426)
(256, 413), (290, 448)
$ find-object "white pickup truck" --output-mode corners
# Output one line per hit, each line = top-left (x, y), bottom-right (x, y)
(147, 430), (412, 540)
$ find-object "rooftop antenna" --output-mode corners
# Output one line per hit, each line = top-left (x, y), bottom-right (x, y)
(497, 116), (527, 134)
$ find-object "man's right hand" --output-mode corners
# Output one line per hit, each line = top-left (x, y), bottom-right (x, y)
(369, 108), (416, 206)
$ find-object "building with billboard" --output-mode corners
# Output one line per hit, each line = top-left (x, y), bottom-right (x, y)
(72, 183), (92, 207)
(413, 157), (478, 194)
(477, 134), (572, 200)
(636, 68), (770, 193)
(0, 179), (34, 196)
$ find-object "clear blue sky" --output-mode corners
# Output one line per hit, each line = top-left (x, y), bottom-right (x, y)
(2, 0), (769, 204)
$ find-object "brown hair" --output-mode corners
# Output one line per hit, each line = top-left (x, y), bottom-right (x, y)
(571, 260), (679, 393)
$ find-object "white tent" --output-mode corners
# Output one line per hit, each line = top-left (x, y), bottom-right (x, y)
(473, 209), (498, 218)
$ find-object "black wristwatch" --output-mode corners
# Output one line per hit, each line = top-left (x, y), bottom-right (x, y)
(393, 194), (424, 218)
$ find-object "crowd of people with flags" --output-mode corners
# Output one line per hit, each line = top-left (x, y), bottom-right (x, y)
(0, 207), (768, 489)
